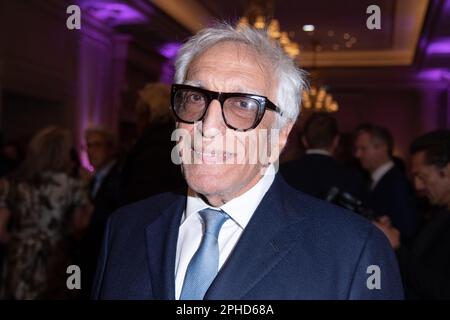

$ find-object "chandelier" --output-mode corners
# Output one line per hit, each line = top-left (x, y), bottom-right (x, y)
(302, 85), (339, 112)
(302, 40), (339, 113)
(237, 0), (338, 113)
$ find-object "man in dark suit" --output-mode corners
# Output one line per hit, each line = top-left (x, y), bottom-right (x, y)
(92, 23), (403, 300)
(400, 131), (450, 299)
(79, 127), (122, 298)
(281, 112), (364, 200)
(355, 125), (418, 243)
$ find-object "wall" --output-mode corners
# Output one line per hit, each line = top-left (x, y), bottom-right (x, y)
(333, 88), (421, 159)
(0, 0), (116, 148)
(0, 0), (168, 168)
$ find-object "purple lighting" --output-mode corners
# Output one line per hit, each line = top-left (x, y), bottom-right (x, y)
(158, 42), (181, 59)
(160, 61), (174, 84)
(427, 38), (450, 55)
(158, 43), (181, 83)
(81, 1), (148, 26)
(417, 69), (450, 81)
(81, 151), (94, 173)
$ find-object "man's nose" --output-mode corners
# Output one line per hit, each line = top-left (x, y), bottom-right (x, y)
(414, 176), (425, 192)
(201, 100), (226, 138)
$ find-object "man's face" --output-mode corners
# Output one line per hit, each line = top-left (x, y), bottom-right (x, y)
(354, 132), (385, 172)
(411, 151), (450, 206)
(177, 41), (291, 204)
(86, 133), (114, 170)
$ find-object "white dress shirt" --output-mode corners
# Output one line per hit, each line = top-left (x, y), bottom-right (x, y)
(370, 160), (394, 190)
(174, 165), (276, 299)
(305, 149), (332, 157)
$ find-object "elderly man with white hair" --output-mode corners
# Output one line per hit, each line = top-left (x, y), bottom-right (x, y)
(92, 23), (403, 300)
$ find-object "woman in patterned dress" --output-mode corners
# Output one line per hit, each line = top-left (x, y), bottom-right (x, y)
(0, 126), (92, 299)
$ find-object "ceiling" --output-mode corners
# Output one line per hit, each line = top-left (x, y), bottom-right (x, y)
(194, 0), (399, 57)
(150, 0), (430, 67)
(418, 0), (450, 69)
(79, 0), (449, 70)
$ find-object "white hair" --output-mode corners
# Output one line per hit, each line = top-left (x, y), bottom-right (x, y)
(174, 23), (308, 128)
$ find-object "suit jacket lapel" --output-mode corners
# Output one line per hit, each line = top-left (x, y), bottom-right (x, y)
(145, 195), (185, 299)
(205, 175), (307, 299)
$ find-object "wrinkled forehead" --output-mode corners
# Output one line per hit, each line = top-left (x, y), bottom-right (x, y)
(188, 41), (274, 78)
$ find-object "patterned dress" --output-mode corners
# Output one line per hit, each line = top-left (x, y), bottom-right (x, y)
(0, 171), (89, 299)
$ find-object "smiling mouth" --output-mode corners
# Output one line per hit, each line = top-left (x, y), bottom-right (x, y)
(191, 147), (235, 163)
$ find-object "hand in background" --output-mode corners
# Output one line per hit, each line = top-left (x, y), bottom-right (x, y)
(373, 215), (401, 250)
(69, 204), (94, 240)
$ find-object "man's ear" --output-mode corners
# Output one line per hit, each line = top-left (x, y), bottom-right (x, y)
(278, 121), (294, 151)
(267, 120), (294, 165)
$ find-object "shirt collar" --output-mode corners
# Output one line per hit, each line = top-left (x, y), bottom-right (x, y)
(306, 149), (332, 157)
(371, 160), (394, 189)
(184, 164), (276, 229)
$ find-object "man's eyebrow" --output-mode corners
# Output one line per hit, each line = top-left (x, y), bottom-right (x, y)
(182, 80), (263, 96)
(183, 80), (203, 87)
(232, 86), (261, 95)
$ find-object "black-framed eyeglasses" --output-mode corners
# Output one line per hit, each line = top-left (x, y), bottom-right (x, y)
(170, 84), (283, 131)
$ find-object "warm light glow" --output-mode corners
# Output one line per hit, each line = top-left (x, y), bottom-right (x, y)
(254, 16), (266, 29)
(268, 20), (281, 38)
(279, 32), (289, 45)
(303, 24), (315, 32)
(302, 86), (338, 113)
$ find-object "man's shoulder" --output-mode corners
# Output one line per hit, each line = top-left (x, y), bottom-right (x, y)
(276, 179), (396, 280)
(279, 177), (376, 242)
(376, 165), (412, 194)
(381, 165), (408, 184)
(282, 154), (337, 167)
(109, 190), (185, 227)
(299, 192), (371, 228)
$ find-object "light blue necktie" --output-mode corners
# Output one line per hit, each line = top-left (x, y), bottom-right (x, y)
(180, 208), (229, 300)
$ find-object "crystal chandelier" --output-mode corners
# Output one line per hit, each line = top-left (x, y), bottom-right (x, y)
(302, 40), (339, 113)
(302, 85), (338, 112)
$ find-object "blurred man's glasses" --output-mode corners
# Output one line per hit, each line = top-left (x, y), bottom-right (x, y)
(171, 84), (283, 132)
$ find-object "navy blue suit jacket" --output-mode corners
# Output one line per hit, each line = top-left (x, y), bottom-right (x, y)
(363, 166), (418, 243)
(92, 174), (403, 299)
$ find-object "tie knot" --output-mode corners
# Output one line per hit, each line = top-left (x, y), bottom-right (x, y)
(199, 208), (229, 238)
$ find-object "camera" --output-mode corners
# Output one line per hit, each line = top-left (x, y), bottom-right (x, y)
(326, 187), (376, 220)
